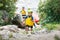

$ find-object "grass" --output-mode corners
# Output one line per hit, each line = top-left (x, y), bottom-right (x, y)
(9, 32), (13, 38)
(42, 23), (60, 31)
(55, 35), (60, 40)
(0, 35), (3, 40)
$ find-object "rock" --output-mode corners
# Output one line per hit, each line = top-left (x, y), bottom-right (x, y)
(0, 25), (60, 40)
(0, 30), (10, 40)
(0, 25), (19, 32)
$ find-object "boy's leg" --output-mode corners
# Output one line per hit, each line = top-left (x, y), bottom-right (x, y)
(25, 25), (29, 34)
(30, 26), (33, 31)
(29, 26), (33, 34)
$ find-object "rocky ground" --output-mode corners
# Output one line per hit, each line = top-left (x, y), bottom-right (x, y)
(0, 25), (60, 40)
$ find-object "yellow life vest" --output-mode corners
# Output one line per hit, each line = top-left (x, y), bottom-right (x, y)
(21, 10), (26, 15)
(25, 17), (34, 26)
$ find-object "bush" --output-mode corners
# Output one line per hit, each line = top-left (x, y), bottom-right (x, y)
(55, 35), (60, 40)
(41, 23), (57, 31)
(0, 0), (17, 25)
(38, 0), (60, 23)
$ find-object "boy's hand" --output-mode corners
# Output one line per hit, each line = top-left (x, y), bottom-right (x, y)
(21, 21), (25, 25)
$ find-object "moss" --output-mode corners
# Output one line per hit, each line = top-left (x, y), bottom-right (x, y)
(0, 35), (2, 40)
(55, 35), (60, 40)
(42, 23), (58, 31)
(9, 33), (13, 38)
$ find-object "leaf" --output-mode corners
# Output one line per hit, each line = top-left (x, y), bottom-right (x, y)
(0, 3), (3, 7)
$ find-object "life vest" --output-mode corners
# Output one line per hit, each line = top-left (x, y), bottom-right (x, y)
(21, 10), (26, 15)
(25, 16), (34, 26)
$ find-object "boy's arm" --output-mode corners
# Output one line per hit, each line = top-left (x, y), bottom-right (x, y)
(32, 17), (34, 24)
(22, 16), (27, 25)
(32, 17), (36, 27)
(23, 16), (27, 21)
(32, 17), (33, 20)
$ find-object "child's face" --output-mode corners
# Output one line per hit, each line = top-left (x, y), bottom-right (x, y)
(28, 12), (32, 16)
(22, 7), (24, 10)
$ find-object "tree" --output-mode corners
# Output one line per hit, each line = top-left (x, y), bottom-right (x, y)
(38, 0), (60, 23)
(0, 0), (17, 25)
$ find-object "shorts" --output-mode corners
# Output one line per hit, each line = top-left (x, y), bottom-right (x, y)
(26, 25), (33, 28)
(22, 15), (26, 19)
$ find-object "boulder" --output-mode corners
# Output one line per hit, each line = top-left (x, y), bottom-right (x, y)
(0, 25), (60, 40)
(0, 25), (19, 32)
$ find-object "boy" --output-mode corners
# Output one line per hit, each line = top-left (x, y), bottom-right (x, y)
(25, 10), (34, 34)
(21, 7), (26, 20)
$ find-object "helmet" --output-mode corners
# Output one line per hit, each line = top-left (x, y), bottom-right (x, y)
(28, 8), (33, 13)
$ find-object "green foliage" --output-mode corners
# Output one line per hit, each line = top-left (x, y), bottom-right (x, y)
(0, 35), (3, 40)
(45, 23), (56, 31)
(0, 0), (17, 18)
(55, 35), (60, 40)
(0, 11), (4, 25)
(0, 3), (3, 7)
(38, 0), (60, 23)
(42, 23), (60, 31)
(0, 0), (17, 25)
(9, 33), (13, 38)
